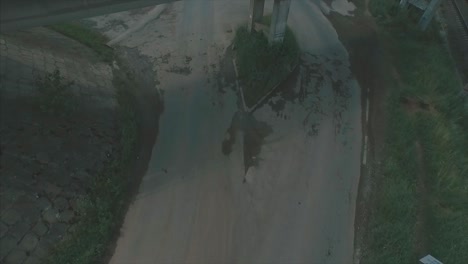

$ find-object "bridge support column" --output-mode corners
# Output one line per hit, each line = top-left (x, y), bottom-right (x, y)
(269, 0), (291, 43)
(418, 0), (443, 31)
(249, 0), (265, 32)
(399, 0), (410, 9)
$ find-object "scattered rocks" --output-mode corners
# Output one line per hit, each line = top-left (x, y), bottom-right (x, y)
(53, 197), (68, 212)
(35, 152), (49, 164)
(0, 222), (8, 237)
(22, 213), (41, 227)
(76, 169), (91, 178)
(46, 223), (67, 242)
(36, 197), (51, 211)
(19, 233), (38, 252)
(24, 256), (41, 264)
(31, 221), (48, 236)
(42, 183), (62, 200)
(68, 199), (79, 211)
(30, 240), (49, 259)
(166, 65), (192, 76)
(58, 210), (75, 223)
(0, 235), (17, 259)
(67, 224), (78, 235)
(5, 249), (27, 264)
(8, 221), (31, 240)
(42, 208), (59, 224)
(1, 209), (21, 225)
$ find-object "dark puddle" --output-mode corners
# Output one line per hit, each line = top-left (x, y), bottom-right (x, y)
(221, 111), (272, 175)
(243, 114), (272, 174)
(222, 111), (242, 155)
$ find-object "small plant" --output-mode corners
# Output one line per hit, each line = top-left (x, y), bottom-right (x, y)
(36, 69), (75, 115)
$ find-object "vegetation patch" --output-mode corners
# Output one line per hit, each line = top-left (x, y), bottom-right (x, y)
(44, 25), (139, 264)
(36, 69), (76, 115)
(166, 65), (192, 75)
(233, 17), (299, 108)
(359, 1), (468, 263)
(49, 23), (114, 63)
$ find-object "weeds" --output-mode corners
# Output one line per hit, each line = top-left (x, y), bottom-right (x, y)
(166, 65), (192, 75)
(233, 19), (299, 107)
(44, 25), (139, 264)
(36, 69), (76, 115)
(362, 0), (468, 263)
(48, 23), (114, 63)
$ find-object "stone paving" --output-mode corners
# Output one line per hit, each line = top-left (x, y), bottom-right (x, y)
(0, 27), (119, 264)
(0, 27), (116, 108)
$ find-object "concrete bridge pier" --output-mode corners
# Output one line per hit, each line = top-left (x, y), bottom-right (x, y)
(248, 0), (291, 43)
(249, 0), (265, 32)
(269, 0), (291, 43)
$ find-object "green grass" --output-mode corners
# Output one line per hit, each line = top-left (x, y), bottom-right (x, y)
(364, 91), (420, 264)
(233, 18), (299, 107)
(362, 0), (468, 263)
(48, 23), (114, 63)
(44, 25), (139, 264)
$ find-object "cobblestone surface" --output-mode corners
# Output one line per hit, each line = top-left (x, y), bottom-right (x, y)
(0, 27), (119, 263)
(0, 28), (116, 108)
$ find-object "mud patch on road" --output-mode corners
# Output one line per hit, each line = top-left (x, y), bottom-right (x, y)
(222, 112), (242, 156)
(263, 52), (353, 137)
(166, 65), (192, 75)
(221, 110), (272, 175)
(243, 114), (272, 174)
(157, 52), (171, 64)
(218, 45), (238, 92)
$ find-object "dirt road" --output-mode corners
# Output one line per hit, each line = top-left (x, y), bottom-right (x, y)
(91, 0), (362, 263)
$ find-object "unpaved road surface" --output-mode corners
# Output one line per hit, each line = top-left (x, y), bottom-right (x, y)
(90, 0), (362, 263)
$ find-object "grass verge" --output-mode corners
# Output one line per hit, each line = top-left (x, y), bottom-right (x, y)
(360, 1), (468, 263)
(48, 23), (114, 63)
(233, 17), (299, 107)
(44, 24), (139, 264)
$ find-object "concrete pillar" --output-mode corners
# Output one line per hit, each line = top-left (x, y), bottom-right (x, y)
(248, 0), (265, 32)
(269, 0), (291, 43)
(419, 0), (443, 31)
(399, 0), (410, 9)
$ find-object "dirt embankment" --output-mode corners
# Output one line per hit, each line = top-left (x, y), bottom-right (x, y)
(0, 28), (119, 264)
(327, 13), (389, 263)
(102, 47), (163, 263)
